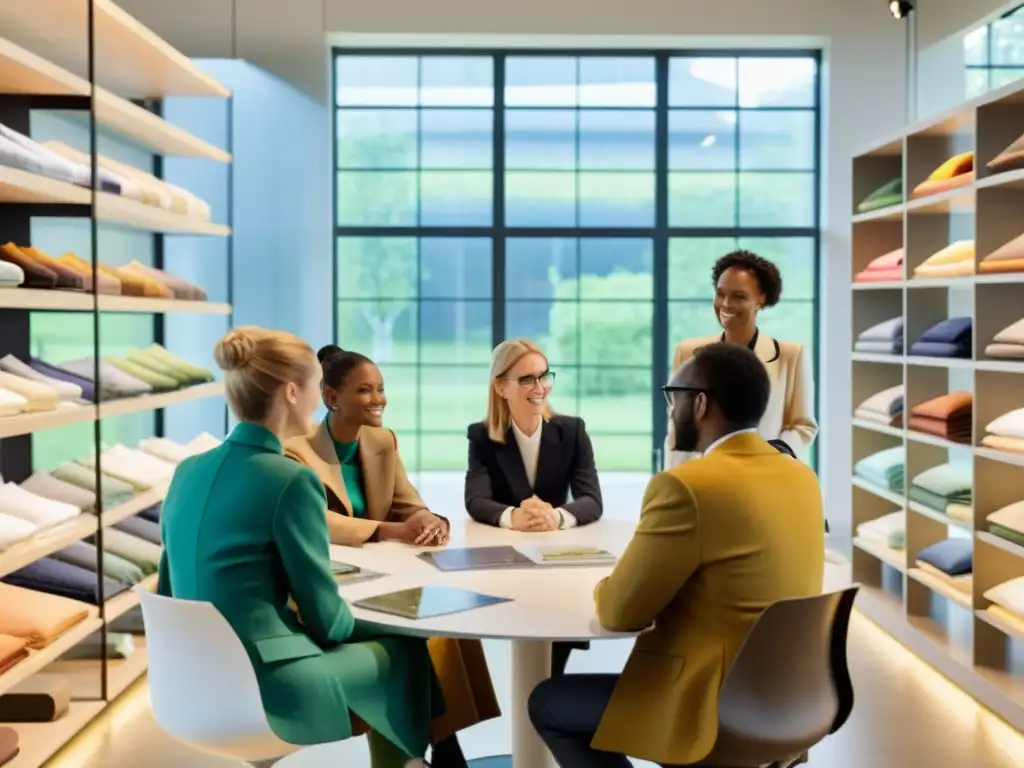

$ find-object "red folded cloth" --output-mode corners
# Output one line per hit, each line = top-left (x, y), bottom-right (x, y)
(855, 247), (904, 283)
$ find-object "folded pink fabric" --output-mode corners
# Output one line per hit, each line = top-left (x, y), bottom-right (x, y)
(855, 247), (904, 283)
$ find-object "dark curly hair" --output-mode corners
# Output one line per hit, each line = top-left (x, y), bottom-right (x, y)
(317, 344), (372, 389)
(711, 250), (783, 308)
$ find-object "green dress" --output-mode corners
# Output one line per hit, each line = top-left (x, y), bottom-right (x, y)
(156, 422), (436, 760)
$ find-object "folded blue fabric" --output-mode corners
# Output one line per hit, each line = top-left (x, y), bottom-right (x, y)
(114, 515), (161, 546)
(3, 556), (128, 604)
(31, 359), (95, 402)
(917, 538), (973, 576)
(918, 317), (972, 345)
(137, 502), (161, 524)
(910, 340), (972, 358)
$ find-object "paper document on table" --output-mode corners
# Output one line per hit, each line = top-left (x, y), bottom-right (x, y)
(418, 546), (535, 571)
(514, 545), (617, 567)
(331, 561), (387, 585)
(355, 586), (511, 620)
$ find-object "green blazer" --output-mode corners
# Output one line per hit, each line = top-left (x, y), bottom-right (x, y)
(156, 422), (437, 753)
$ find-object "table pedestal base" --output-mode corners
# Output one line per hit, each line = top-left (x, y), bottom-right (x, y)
(510, 639), (555, 768)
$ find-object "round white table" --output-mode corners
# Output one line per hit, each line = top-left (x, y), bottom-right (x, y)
(331, 519), (639, 768)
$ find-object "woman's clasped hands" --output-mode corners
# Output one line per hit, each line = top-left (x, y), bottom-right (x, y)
(511, 495), (560, 532)
(379, 508), (449, 547)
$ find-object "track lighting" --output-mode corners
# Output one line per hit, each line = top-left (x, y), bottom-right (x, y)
(889, 0), (914, 19)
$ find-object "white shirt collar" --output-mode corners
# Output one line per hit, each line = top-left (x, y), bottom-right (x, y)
(512, 420), (542, 444)
(703, 428), (758, 456)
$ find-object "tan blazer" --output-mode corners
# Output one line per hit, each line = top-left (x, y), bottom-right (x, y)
(284, 422), (427, 546)
(665, 332), (817, 467)
(591, 433), (825, 765)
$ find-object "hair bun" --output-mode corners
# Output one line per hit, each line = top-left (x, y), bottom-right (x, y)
(316, 344), (344, 364)
(215, 329), (258, 371)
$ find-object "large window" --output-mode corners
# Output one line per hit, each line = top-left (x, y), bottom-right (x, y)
(333, 51), (820, 475)
(965, 4), (1024, 99)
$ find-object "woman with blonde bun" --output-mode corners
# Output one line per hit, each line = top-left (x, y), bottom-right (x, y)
(156, 326), (441, 768)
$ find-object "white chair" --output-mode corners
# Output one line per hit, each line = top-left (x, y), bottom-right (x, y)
(137, 588), (332, 767)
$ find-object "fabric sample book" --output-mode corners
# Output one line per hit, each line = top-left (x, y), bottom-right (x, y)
(857, 178), (902, 212)
(979, 232), (1024, 275)
(0, 582), (90, 648)
(912, 151), (974, 198)
(910, 317), (972, 359)
(854, 446), (905, 493)
(854, 384), (904, 427)
(856, 511), (906, 549)
(909, 463), (972, 513)
(988, 131), (1024, 173)
(912, 240), (975, 279)
(854, 317), (904, 355)
(987, 500), (1024, 548)
(984, 317), (1024, 359)
(854, 247), (904, 282)
(908, 391), (972, 443)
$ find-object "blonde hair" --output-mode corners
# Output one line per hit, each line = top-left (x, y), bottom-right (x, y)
(213, 326), (316, 423)
(486, 338), (554, 442)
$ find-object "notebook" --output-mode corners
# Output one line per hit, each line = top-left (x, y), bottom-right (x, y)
(354, 586), (511, 620)
(514, 545), (617, 566)
(418, 546), (535, 572)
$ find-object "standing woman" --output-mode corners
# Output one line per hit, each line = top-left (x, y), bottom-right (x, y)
(664, 250), (817, 468)
(464, 338), (602, 676)
(285, 345), (501, 768)
(157, 327), (440, 768)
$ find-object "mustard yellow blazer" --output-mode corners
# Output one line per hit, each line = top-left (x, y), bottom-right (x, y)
(665, 332), (817, 466)
(592, 432), (825, 765)
(283, 421), (501, 741)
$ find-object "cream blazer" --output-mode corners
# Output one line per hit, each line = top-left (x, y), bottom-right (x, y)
(664, 332), (817, 467)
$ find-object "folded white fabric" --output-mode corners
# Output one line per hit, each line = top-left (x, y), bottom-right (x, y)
(20, 472), (96, 512)
(854, 340), (901, 354)
(987, 500), (1024, 534)
(0, 123), (88, 185)
(58, 357), (152, 397)
(187, 432), (222, 454)
(0, 371), (59, 412)
(985, 408), (1024, 440)
(993, 318), (1024, 346)
(40, 141), (143, 202)
(0, 482), (80, 528)
(856, 384), (904, 417)
(854, 408), (898, 426)
(0, 511), (38, 549)
(858, 317), (904, 342)
(856, 511), (906, 548)
(78, 444), (175, 490)
(985, 343), (1024, 359)
(138, 437), (192, 465)
(0, 388), (28, 417)
(984, 576), (1024, 619)
(0, 355), (83, 402)
(0, 260), (24, 286)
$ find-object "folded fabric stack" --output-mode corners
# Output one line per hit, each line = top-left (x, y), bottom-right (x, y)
(3, 556), (128, 604)
(854, 446), (905, 493)
(911, 151), (974, 198)
(984, 318), (1024, 360)
(51, 463), (135, 508)
(988, 131), (1024, 174)
(854, 317), (903, 355)
(0, 635), (29, 675)
(93, 529), (162, 577)
(50, 344), (214, 402)
(909, 317), (972, 359)
(77, 444), (176, 491)
(857, 178), (902, 212)
(909, 463), (972, 520)
(0, 370), (61, 413)
(0, 355), (83, 403)
(914, 538), (973, 595)
(0, 483), (83, 554)
(982, 575), (1024, 635)
(0, 123), (117, 191)
(978, 232), (1024, 275)
(0, 260), (23, 288)
(854, 384), (904, 427)
(51, 541), (145, 586)
(854, 247), (904, 283)
(908, 391), (972, 444)
(912, 241), (975, 279)
(0, 582), (92, 649)
(986, 500), (1024, 548)
(981, 407), (1024, 455)
(0, 243), (84, 290)
(855, 510), (905, 550)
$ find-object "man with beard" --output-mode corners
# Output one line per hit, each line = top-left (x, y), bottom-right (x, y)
(527, 342), (824, 768)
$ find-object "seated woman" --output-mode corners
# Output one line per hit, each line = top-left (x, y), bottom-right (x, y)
(284, 345), (501, 767)
(156, 327), (439, 768)
(464, 338), (603, 675)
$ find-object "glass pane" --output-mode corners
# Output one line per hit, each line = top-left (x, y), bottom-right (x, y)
(419, 366), (491, 430)
(505, 300), (580, 365)
(391, 427), (420, 472)
(963, 26), (989, 67)
(375, 364), (417, 431)
(336, 110), (416, 169)
(336, 237), (417, 299)
(669, 57), (737, 107)
(418, 432), (473, 471)
(589, 434), (652, 472)
(991, 14), (1024, 66)
(419, 300), (492, 364)
(738, 57), (816, 107)
(336, 299), (418, 364)
(965, 68), (990, 100)
(669, 110), (736, 170)
(579, 57), (655, 107)
(420, 238), (493, 299)
(579, 172), (654, 227)
(420, 171), (492, 226)
(421, 110), (492, 169)
(420, 56), (494, 106)
(505, 172), (576, 227)
(737, 237), (816, 300)
(505, 237), (578, 300)
(669, 171), (736, 227)
(758, 300), (815, 354)
(506, 57), (577, 106)
(739, 172), (815, 227)
(992, 68), (1024, 90)
(739, 110), (815, 170)
(578, 302), (652, 365)
(336, 56), (418, 106)
(505, 110), (576, 170)
(575, 367), (652, 434)
(668, 301), (717, 369)
(669, 237), (737, 299)
(579, 110), (655, 170)
(579, 238), (653, 300)
(336, 171), (416, 226)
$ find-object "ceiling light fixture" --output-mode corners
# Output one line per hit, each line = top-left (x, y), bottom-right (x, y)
(890, 0), (914, 19)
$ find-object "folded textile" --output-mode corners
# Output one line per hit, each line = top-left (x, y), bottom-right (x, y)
(984, 343), (1024, 359)
(54, 252), (121, 295)
(910, 486), (971, 512)
(981, 434), (1024, 454)
(979, 257), (1024, 274)
(854, 446), (905, 492)
(987, 500), (1024, 535)
(985, 407), (1024, 440)
(138, 344), (214, 383)
(0, 513), (38, 550)
(0, 635), (29, 675)
(99, 263), (173, 299)
(51, 463), (135, 508)
(916, 562), (973, 594)
(0, 242), (56, 288)
(138, 437), (192, 465)
(909, 415), (972, 443)
(857, 178), (902, 212)
(0, 582), (91, 648)
(0, 261), (24, 287)
(856, 384), (905, 418)
(28, 360), (95, 403)
(910, 462), (972, 497)
(0, 355), (82, 402)
(50, 541), (144, 585)
(3, 557), (127, 605)
(912, 152), (974, 198)
(854, 408), (903, 427)
(0, 483), (80, 529)
(121, 261), (207, 301)
(0, 125), (89, 187)
(78, 444), (175, 490)
(855, 247), (904, 282)
(909, 340), (971, 358)
(105, 356), (179, 391)
(993, 318), (1024, 346)
(988, 131), (1024, 173)
(187, 433), (222, 453)
(984, 576), (1024, 619)
(916, 538), (972, 576)
(18, 247), (86, 291)
(858, 316), (904, 342)
(0, 388), (28, 417)
(946, 502), (973, 523)
(912, 240), (975, 279)
(986, 605), (1024, 634)
(990, 523), (1024, 548)
(917, 316), (972, 345)
(57, 357), (152, 399)
(0, 371), (60, 413)
(137, 502), (161, 525)
(908, 392), (972, 442)
(98, 529), (161, 575)
(856, 510), (905, 548)
(854, 340), (902, 355)
(19, 472), (95, 513)
(114, 515), (162, 546)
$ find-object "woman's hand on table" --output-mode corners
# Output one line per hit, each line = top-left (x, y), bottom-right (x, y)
(412, 510), (449, 547)
(512, 497), (559, 532)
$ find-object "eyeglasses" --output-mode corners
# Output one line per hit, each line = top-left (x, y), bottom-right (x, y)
(502, 370), (556, 389)
(661, 385), (710, 408)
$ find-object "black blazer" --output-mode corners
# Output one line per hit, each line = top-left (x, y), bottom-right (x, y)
(464, 415), (603, 527)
